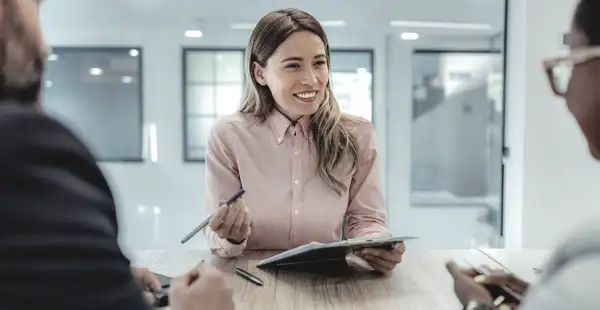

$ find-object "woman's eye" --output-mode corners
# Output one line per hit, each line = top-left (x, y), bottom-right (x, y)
(314, 61), (326, 66)
(285, 63), (300, 69)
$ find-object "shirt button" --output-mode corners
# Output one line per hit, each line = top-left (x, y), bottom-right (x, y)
(294, 180), (299, 185)
(277, 137), (282, 143)
(294, 209), (299, 215)
(294, 150), (300, 156)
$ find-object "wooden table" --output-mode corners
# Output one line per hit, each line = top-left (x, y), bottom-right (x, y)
(133, 249), (497, 310)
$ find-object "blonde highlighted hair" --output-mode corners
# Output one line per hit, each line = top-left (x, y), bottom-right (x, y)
(0, 0), (47, 104)
(240, 8), (362, 195)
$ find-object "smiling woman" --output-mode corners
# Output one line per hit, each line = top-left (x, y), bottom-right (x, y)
(240, 9), (362, 196)
(202, 8), (402, 274)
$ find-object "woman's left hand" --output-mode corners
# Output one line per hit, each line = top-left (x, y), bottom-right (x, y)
(355, 242), (405, 274)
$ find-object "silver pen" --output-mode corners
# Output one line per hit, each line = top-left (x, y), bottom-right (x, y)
(180, 189), (245, 244)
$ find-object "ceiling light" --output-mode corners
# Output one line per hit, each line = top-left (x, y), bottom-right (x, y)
(121, 76), (133, 83)
(44, 80), (53, 88)
(400, 32), (419, 40)
(320, 20), (346, 27)
(185, 30), (203, 38)
(129, 49), (139, 57)
(390, 20), (493, 31)
(48, 54), (59, 61)
(89, 67), (103, 75)
(230, 23), (256, 30)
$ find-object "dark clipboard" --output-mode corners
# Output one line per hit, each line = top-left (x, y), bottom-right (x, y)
(256, 236), (418, 276)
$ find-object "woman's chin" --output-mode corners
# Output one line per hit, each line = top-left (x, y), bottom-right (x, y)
(292, 100), (320, 114)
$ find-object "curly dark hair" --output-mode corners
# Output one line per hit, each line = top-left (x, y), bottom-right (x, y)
(574, 0), (600, 46)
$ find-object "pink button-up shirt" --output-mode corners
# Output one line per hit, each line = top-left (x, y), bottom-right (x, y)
(204, 110), (388, 257)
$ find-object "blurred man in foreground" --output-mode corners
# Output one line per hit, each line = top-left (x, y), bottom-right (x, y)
(0, 1), (234, 309)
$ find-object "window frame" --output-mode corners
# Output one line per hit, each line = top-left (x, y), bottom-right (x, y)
(182, 47), (246, 163)
(409, 49), (507, 245)
(410, 49), (504, 201)
(45, 46), (145, 163)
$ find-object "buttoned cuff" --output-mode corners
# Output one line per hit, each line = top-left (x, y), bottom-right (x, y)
(349, 225), (391, 240)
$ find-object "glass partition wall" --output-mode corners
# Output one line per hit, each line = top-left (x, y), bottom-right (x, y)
(410, 50), (505, 248)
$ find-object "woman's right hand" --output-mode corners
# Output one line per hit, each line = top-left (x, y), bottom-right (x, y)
(169, 263), (235, 310)
(208, 198), (251, 244)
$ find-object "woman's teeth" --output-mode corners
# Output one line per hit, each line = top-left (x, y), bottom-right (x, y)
(295, 91), (317, 100)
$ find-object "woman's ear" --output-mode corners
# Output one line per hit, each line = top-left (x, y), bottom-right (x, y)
(253, 62), (267, 86)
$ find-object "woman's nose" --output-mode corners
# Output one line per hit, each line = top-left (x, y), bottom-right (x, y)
(300, 69), (318, 85)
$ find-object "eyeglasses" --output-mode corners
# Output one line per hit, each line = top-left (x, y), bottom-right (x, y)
(543, 46), (600, 97)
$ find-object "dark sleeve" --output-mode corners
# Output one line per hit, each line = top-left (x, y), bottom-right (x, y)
(0, 107), (150, 310)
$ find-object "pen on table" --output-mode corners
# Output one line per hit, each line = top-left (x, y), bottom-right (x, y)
(180, 189), (245, 244)
(234, 267), (264, 286)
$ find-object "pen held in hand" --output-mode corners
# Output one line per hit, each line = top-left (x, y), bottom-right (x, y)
(180, 189), (245, 244)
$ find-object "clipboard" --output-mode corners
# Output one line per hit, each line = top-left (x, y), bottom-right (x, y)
(256, 236), (418, 276)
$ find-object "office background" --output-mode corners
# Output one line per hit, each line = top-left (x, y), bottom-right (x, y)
(38, 0), (599, 254)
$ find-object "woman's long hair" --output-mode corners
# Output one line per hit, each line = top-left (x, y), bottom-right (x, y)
(240, 8), (361, 195)
(0, 0), (47, 104)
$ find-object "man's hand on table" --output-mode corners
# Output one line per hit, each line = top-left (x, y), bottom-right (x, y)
(170, 263), (235, 310)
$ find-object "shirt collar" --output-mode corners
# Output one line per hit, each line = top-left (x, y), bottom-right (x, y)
(266, 109), (312, 144)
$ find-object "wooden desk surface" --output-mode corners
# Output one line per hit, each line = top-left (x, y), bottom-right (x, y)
(133, 249), (495, 310)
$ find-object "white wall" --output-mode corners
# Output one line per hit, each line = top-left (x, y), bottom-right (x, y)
(504, 0), (600, 249)
(42, 15), (501, 251)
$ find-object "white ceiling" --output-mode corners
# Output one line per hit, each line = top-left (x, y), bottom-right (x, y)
(41, 0), (506, 36)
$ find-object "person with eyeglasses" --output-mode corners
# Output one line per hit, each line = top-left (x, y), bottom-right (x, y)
(444, 0), (600, 309)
